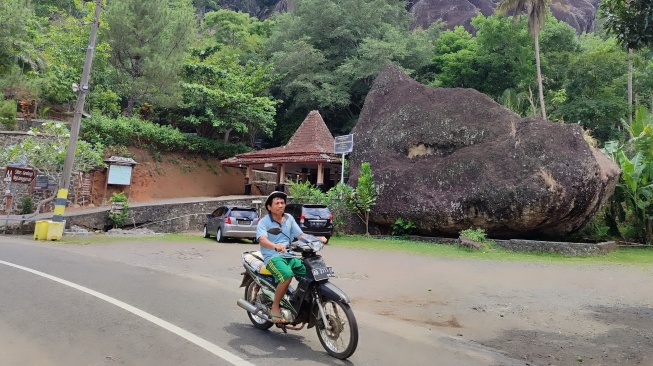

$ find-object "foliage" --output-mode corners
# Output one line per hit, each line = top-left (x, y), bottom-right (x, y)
(107, 192), (129, 228)
(391, 218), (416, 237)
(602, 106), (653, 243)
(0, 122), (105, 181)
(104, 0), (197, 114)
(37, 3), (113, 106)
(0, 99), (17, 130)
(265, 0), (441, 140)
(0, 122), (105, 213)
(600, 0), (653, 51)
(20, 195), (35, 215)
(80, 114), (251, 158)
(496, 0), (549, 118)
(460, 227), (492, 243)
(0, 0), (44, 77)
(288, 181), (327, 204)
(325, 183), (356, 235)
(347, 162), (378, 235)
(180, 54), (278, 144)
(554, 34), (628, 141)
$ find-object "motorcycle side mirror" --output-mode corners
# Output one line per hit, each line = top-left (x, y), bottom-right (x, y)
(267, 227), (282, 235)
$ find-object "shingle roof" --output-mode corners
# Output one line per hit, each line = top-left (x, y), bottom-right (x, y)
(221, 110), (339, 167)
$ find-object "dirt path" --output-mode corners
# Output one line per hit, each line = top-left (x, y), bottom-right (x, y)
(17, 235), (653, 366)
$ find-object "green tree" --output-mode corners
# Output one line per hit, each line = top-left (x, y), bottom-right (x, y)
(600, 0), (653, 124)
(555, 34), (627, 142)
(0, 0), (44, 76)
(265, 0), (439, 139)
(348, 162), (378, 236)
(39, 4), (113, 107)
(496, 0), (549, 119)
(180, 54), (278, 144)
(0, 122), (105, 213)
(104, 0), (197, 114)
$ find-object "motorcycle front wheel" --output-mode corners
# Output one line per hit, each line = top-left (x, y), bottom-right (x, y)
(315, 300), (358, 359)
(244, 280), (273, 330)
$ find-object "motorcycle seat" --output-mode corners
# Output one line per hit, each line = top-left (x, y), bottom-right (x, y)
(244, 251), (273, 275)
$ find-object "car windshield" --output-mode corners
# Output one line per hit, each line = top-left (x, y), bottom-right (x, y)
(303, 206), (330, 218)
(231, 209), (257, 220)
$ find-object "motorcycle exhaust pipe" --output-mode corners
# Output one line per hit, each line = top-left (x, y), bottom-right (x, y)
(237, 299), (272, 322)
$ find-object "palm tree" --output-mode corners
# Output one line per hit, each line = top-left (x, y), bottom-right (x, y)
(600, 0), (653, 125)
(496, 0), (548, 120)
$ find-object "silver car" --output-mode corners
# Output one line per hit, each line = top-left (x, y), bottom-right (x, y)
(203, 205), (259, 242)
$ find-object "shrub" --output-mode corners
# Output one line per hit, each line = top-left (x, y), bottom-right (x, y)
(460, 227), (495, 247)
(107, 192), (129, 228)
(0, 99), (17, 130)
(391, 218), (416, 236)
(288, 181), (327, 204)
(80, 114), (251, 157)
(19, 195), (34, 215)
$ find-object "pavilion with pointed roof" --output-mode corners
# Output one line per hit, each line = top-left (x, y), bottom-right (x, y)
(221, 110), (342, 195)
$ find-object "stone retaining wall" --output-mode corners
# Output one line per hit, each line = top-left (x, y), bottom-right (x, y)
(10, 197), (266, 234)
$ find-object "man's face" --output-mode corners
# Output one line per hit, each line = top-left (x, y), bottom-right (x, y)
(268, 197), (286, 216)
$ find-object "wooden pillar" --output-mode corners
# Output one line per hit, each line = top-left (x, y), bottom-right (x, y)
(316, 163), (325, 192)
(275, 164), (286, 192)
(244, 165), (252, 195)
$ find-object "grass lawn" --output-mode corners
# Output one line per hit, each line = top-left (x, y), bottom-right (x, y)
(60, 233), (653, 267)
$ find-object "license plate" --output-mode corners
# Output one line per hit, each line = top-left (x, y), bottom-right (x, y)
(312, 266), (334, 281)
(237, 219), (251, 225)
(311, 222), (325, 228)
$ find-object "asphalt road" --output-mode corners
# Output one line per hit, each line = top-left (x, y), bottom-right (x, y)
(0, 235), (526, 366)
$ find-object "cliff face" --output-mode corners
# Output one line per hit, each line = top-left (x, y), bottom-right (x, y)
(408, 0), (599, 34)
(275, 1), (599, 35)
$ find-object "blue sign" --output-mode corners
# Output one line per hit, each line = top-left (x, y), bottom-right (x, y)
(334, 134), (354, 154)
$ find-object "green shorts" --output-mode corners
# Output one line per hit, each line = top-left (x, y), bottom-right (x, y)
(267, 256), (306, 284)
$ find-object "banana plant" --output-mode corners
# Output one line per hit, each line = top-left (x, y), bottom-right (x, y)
(603, 106), (653, 243)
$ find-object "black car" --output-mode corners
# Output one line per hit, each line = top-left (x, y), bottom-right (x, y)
(284, 203), (333, 241)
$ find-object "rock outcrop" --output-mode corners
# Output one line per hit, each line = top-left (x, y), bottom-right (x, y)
(348, 65), (620, 239)
(409, 0), (599, 34)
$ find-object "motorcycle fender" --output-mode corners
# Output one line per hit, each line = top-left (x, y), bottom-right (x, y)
(239, 274), (252, 288)
(319, 282), (350, 303)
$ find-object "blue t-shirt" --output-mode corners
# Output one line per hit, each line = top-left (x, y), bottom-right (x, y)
(257, 213), (303, 264)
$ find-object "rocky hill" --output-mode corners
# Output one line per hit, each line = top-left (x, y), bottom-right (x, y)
(277, 0), (600, 34)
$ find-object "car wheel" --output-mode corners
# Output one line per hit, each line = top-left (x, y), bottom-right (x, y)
(203, 225), (210, 238)
(216, 228), (225, 243)
(325, 236), (330, 244)
(251, 237), (258, 244)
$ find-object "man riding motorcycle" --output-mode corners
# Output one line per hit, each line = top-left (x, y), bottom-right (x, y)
(256, 191), (327, 323)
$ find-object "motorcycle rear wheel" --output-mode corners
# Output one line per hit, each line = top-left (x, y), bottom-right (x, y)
(315, 300), (358, 359)
(244, 280), (273, 330)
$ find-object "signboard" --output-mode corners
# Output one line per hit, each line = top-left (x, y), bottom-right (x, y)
(34, 174), (57, 191)
(334, 134), (354, 154)
(108, 164), (133, 185)
(5, 166), (36, 184)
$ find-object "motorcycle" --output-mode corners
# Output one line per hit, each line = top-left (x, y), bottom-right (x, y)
(236, 227), (358, 359)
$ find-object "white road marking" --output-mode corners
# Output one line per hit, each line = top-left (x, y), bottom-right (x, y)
(0, 259), (255, 366)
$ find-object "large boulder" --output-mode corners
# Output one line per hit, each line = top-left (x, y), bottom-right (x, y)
(348, 65), (620, 239)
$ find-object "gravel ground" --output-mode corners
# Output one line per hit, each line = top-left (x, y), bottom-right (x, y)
(17, 234), (653, 366)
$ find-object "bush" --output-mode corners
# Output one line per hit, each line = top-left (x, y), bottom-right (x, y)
(288, 181), (327, 204)
(460, 227), (495, 246)
(391, 218), (416, 236)
(19, 195), (34, 214)
(81, 114), (251, 158)
(107, 192), (129, 228)
(0, 99), (17, 130)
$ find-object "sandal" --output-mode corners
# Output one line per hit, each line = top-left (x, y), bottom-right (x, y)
(270, 311), (288, 323)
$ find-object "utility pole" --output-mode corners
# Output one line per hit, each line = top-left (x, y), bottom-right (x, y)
(53, 0), (102, 223)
